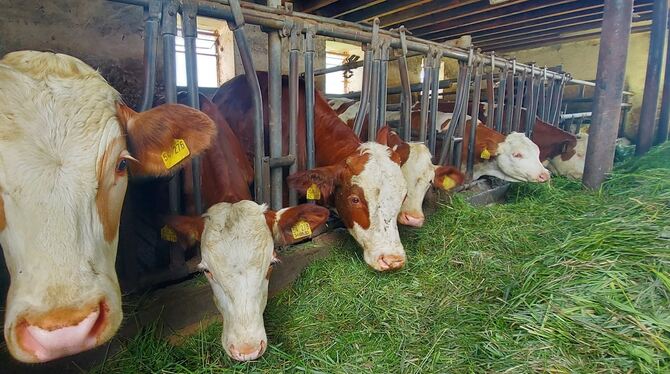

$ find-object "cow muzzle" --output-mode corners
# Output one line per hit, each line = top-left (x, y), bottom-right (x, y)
(228, 340), (267, 362)
(398, 212), (425, 227)
(376, 254), (406, 271)
(14, 300), (108, 362)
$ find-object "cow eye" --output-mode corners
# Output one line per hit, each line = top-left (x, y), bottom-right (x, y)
(349, 195), (361, 205)
(512, 152), (523, 159)
(116, 158), (128, 174)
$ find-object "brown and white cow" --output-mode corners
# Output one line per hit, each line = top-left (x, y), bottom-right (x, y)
(166, 93), (330, 361)
(213, 73), (408, 271)
(545, 133), (587, 179)
(0, 51), (216, 362)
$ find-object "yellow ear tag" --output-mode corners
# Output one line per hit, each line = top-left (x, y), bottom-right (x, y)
(160, 225), (178, 242)
(161, 139), (190, 169)
(480, 148), (491, 160)
(291, 221), (312, 240)
(306, 183), (321, 200)
(442, 176), (457, 190)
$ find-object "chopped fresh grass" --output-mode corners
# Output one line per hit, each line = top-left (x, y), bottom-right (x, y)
(92, 143), (670, 373)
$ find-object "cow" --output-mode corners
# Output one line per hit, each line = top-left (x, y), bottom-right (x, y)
(0, 51), (217, 363)
(213, 73), (409, 272)
(545, 133), (588, 179)
(165, 93), (330, 362)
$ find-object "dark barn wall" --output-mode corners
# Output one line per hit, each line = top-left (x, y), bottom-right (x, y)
(0, 0), (148, 109)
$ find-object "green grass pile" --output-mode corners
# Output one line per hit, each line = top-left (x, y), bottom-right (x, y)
(92, 143), (670, 373)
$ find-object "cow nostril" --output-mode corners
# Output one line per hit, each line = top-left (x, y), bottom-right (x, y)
(377, 255), (405, 271)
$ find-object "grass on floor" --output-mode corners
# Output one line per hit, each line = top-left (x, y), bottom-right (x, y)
(92, 143), (670, 373)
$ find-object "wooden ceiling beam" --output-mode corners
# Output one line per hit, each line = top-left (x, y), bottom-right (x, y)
(294, 0), (338, 13)
(314, 0), (384, 18)
(340, 0), (431, 23)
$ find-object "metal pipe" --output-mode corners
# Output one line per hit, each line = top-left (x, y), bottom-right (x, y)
(368, 55), (381, 141)
(552, 76), (568, 126)
(378, 40), (389, 131)
(454, 61), (472, 169)
(466, 61), (482, 180)
(288, 21), (301, 206)
(504, 61), (515, 134)
(638, 0), (669, 154)
(304, 28), (316, 170)
(538, 67), (547, 120)
(545, 73), (556, 123)
(495, 63), (507, 132)
(428, 50), (440, 154)
(440, 61), (468, 166)
(329, 79), (452, 99)
(229, 0), (265, 203)
(353, 46), (372, 137)
(657, 24), (670, 145)
(140, 0), (161, 112)
(310, 51), (421, 77)
(396, 26), (412, 141)
(512, 70), (525, 132)
(583, 0), (633, 189)
(419, 61), (433, 143)
(182, 0), (203, 215)
(267, 0), (282, 211)
(486, 53), (495, 128)
(162, 0), (180, 215)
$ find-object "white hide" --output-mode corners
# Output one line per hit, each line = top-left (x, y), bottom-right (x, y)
(399, 143), (438, 219)
(199, 201), (275, 361)
(328, 97), (354, 112)
(473, 132), (550, 182)
(0, 51), (124, 362)
(547, 133), (588, 179)
(348, 143), (407, 271)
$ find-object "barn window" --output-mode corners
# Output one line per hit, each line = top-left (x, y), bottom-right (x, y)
(325, 52), (349, 94)
(175, 28), (220, 88)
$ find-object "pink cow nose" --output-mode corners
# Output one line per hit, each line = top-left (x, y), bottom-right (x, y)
(377, 254), (406, 271)
(229, 340), (267, 361)
(537, 170), (551, 183)
(398, 212), (425, 227)
(16, 301), (107, 362)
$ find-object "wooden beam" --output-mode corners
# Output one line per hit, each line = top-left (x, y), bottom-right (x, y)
(479, 21), (651, 51)
(380, 0), (499, 29)
(295, 0), (338, 13)
(340, 0), (432, 23)
(417, 0), (603, 40)
(473, 6), (653, 45)
(315, 0), (384, 18)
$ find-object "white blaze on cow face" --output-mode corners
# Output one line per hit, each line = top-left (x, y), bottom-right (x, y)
(476, 132), (551, 183)
(0, 51), (216, 363)
(349, 143), (407, 271)
(547, 133), (587, 179)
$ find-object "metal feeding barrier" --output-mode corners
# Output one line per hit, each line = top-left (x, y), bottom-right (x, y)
(109, 0), (626, 289)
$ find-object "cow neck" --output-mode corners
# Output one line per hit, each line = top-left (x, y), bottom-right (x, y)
(313, 93), (363, 167)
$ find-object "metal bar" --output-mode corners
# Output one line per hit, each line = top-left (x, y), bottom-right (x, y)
(438, 61), (467, 166)
(396, 26), (412, 141)
(552, 76), (568, 126)
(583, 0), (633, 189)
(419, 60), (432, 143)
(310, 51), (422, 76)
(466, 60), (482, 180)
(559, 112), (593, 120)
(545, 72), (556, 122)
(494, 63), (507, 132)
(304, 28), (316, 170)
(353, 45), (372, 137)
(656, 24), (670, 145)
(485, 52), (495, 128)
(367, 18), (381, 141)
(229, 0), (265, 203)
(454, 60), (472, 168)
(140, 0), (161, 111)
(428, 49), (440, 154)
(181, 0), (203, 215)
(288, 20), (301, 206)
(378, 39), (389, 132)
(503, 60), (515, 134)
(162, 0), (180, 214)
(637, 0), (669, 154)
(267, 0), (282, 211)
(512, 69), (525, 132)
(527, 65), (541, 137)
(329, 79), (452, 99)
(269, 155), (296, 167)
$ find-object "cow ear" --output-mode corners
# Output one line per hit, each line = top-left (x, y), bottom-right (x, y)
(163, 215), (205, 249)
(476, 139), (499, 159)
(268, 204), (330, 246)
(375, 125), (392, 145)
(559, 141), (577, 161)
(116, 102), (217, 176)
(432, 165), (465, 191)
(287, 164), (342, 202)
(377, 127), (411, 166)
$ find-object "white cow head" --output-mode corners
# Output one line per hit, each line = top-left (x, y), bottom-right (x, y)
(547, 133), (588, 179)
(289, 143), (408, 271)
(166, 201), (329, 361)
(475, 132), (551, 183)
(0, 51), (216, 362)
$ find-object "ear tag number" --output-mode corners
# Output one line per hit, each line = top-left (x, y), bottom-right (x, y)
(306, 183), (321, 200)
(161, 225), (178, 242)
(291, 221), (312, 240)
(442, 176), (457, 190)
(480, 148), (491, 160)
(161, 139), (190, 169)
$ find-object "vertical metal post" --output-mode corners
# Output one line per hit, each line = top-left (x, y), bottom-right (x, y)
(288, 21), (301, 206)
(304, 28), (316, 170)
(656, 28), (670, 144)
(140, 0), (161, 112)
(546, 72), (556, 123)
(378, 39), (390, 131)
(486, 52), (495, 128)
(495, 63), (507, 132)
(354, 45), (372, 137)
(396, 27), (412, 141)
(162, 0), (180, 214)
(512, 66), (526, 132)
(637, 0), (669, 154)
(552, 75), (568, 126)
(504, 59), (516, 134)
(267, 0), (283, 210)
(428, 48), (441, 154)
(419, 56), (433, 143)
(181, 0), (203, 215)
(466, 58), (483, 179)
(454, 59), (473, 168)
(538, 66), (547, 121)
(229, 0), (265, 203)
(583, 0), (633, 189)
(368, 21), (382, 141)
(439, 61), (467, 166)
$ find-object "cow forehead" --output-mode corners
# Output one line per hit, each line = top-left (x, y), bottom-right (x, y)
(403, 143), (435, 181)
(351, 143), (407, 204)
(501, 132), (539, 154)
